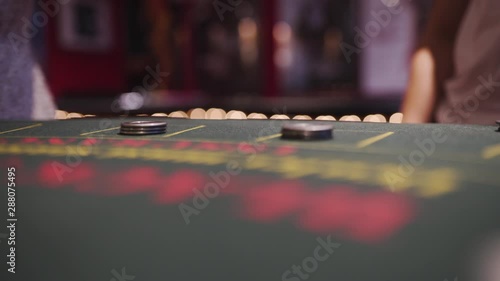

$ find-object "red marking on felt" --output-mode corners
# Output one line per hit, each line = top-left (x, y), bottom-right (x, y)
(296, 187), (358, 233)
(274, 145), (297, 156)
(195, 142), (220, 151)
(296, 188), (416, 242)
(255, 144), (267, 152)
(240, 181), (306, 222)
(81, 138), (99, 146)
(38, 161), (95, 188)
(220, 143), (237, 152)
(106, 167), (162, 195)
(171, 141), (192, 150)
(346, 192), (416, 242)
(70, 165), (96, 184)
(238, 143), (257, 154)
(48, 138), (66, 145)
(22, 138), (42, 144)
(31, 161), (417, 244)
(154, 170), (206, 204)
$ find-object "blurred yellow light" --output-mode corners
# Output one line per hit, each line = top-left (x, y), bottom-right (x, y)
(238, 18), (257, 40)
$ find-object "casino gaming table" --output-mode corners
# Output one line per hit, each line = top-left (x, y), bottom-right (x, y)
(0, 118), (499, 281)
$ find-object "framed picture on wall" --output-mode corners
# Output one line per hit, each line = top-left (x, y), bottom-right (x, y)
(58, 0), (113, 52)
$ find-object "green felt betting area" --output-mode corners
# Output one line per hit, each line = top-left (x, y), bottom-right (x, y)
(0, 118), (499, 281)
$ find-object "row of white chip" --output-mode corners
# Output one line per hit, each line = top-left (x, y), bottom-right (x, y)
(55, 109), (404, 123)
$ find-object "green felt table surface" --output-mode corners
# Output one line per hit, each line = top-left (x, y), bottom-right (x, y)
(0, 118), (499, 281)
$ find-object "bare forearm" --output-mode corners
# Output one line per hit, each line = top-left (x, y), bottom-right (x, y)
(401, 48), (436, 123)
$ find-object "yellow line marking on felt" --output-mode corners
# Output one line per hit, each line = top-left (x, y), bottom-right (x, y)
(0, 142), (461, 198)
(163, 125), (206, 138)
(482, 144), (500, 159)
(0, 134), (486, 166)
(357, 132), (394, 148)
(80, 127), (120, 136)
(336, 129), (384, 133)
(255, 134), (282, 142)
(0, 123), (42, 135)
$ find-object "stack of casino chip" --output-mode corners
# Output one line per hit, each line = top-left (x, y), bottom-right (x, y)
(120, 121), (167, 135)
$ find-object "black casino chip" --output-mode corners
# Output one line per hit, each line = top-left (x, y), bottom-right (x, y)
(281, 123), (333, 140)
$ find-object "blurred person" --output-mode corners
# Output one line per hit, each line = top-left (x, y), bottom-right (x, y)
(144, 0), (173, 91)
(0, 0), (56, 120)
(401, 0), (500, 125)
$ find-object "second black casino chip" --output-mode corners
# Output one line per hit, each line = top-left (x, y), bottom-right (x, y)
(281, 123), (333, 140)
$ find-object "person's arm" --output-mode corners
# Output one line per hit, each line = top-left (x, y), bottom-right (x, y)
(144, 0), (172, 90)
(401, 0), (470, 123)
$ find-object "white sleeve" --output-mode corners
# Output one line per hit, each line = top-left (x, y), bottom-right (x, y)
(32, 63), (56, 120)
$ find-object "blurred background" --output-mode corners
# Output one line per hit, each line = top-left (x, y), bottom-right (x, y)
(34, 0), (434, 116)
